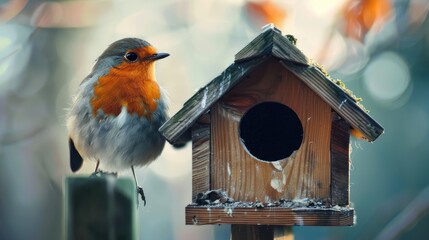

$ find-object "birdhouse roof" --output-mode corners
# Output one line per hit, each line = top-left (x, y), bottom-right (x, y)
(159, 25), (384, 144)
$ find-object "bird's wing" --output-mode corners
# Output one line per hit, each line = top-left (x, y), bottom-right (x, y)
(69, 138), (83, 172)
(79, 73), (93, 85)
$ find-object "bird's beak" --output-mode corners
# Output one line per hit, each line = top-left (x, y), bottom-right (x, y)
(150, 52), (169, 61)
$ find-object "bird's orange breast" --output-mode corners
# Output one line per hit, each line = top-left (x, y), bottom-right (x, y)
(90, 60), (160, 118)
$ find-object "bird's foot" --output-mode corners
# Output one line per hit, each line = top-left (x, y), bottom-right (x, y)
(90, 169), (104, 177)
(90, 170), (117, 178)
(137, 186), (146, 207)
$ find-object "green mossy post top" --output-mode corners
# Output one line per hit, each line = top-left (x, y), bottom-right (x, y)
(65, 176), (137, 240)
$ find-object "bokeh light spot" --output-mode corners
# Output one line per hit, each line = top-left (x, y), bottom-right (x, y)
(337, 39), (369, 76)
(0, 24), (33, 92)
(363, 51), (410, 102)
(0, 37), (12, 51)
(305, 0), (345, 17)
(319, 31), (347, 70)
(403, 107), (429, 148)
(150, 145), (191, 179)
(0, 61), (9, 78)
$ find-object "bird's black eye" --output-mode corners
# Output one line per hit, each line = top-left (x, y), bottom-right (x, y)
(124, 52), (138, 62)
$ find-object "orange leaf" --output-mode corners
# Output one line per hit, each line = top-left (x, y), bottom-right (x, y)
(342, 0), (393, 41)
(245, 0), (287, 29)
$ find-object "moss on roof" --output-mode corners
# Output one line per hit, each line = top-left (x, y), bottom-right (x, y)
(311, 61), (368, 112)
(285, 34), (298, 45)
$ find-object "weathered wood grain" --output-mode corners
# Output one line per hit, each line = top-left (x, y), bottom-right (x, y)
(282, 61), (383, 142)
(231, 225), (293, 240)
(211, 59), (332, 202)
(160, 28), (383, 145)
(191, 114), (211, 201)
(159, 56), (269, 144)
(330, 112), (350, 206)
(186, 205), (354, 226)
(234, 27), (308, 66)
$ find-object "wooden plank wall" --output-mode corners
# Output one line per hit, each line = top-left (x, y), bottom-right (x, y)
(330, 112), (350, 206)
(191, 113), (211, 201)
(210, 59), (332, 202)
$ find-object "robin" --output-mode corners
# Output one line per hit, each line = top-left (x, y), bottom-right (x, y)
(66, 38), (169, 205)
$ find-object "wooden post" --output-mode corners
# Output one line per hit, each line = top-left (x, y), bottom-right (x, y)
(65, 176), (137, 240)
(231, 225), (293, 240)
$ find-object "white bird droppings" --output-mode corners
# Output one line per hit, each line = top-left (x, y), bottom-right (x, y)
(270, 178), (283, 193)
(201, 87), (208, 109)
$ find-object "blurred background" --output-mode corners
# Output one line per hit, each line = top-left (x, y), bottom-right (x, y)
(0, 0), (428, 239)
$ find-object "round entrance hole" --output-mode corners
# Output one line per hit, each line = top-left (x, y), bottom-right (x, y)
(239, 102), (303, 162)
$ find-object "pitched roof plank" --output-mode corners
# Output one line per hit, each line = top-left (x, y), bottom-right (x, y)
(235, 29), (308, 65)
(160, 28), (384, 144)
(272, 32), (308, 65)
(234, 30), (274, 62)
(281, 61), (384, 141)
(159, 56), (269, 144)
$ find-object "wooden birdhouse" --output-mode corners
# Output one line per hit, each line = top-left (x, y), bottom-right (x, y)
(159, 25), (383, 228)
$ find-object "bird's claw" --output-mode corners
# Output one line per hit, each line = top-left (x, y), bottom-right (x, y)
(137, 186), (146, 207)
(90, 169), (104, 177)
(90, 170), (117, 178)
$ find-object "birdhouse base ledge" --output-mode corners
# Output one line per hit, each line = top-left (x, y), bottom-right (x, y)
(185, 204), (354, 226)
